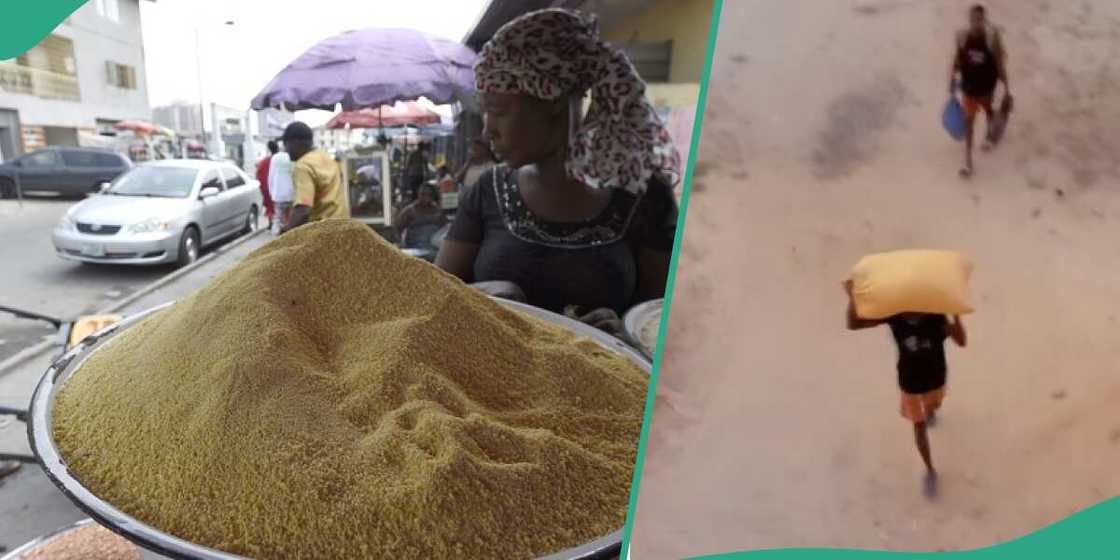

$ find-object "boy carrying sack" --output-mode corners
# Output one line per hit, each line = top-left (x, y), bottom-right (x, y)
(843, 250), (972, 488)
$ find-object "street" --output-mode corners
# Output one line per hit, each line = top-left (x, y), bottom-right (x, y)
(630, 0), (1120, 558)
(0, 220), (269, 555)
(0, 196), (264, 363)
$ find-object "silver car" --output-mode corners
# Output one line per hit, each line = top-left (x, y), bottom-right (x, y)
(52, 160), (262, 267)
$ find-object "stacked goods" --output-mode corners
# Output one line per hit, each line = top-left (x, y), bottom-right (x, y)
(849, 250), (974, 319)
(52, 220), (648, 559)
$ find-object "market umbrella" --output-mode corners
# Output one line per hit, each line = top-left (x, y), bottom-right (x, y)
(113, 120), (161, 135)
(326, 102), (441, 130)
(250, 28), (478, 112)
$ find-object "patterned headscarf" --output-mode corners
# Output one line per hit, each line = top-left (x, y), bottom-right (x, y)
(474, 8), (681, 195)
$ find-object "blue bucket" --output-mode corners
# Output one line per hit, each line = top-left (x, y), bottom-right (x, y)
(942, 97), (966, 141)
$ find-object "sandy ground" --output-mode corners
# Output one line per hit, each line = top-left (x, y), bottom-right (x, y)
(630, 0), (1120, 557)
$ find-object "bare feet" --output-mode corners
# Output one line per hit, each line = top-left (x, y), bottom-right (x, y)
(959, 165), (973, 179)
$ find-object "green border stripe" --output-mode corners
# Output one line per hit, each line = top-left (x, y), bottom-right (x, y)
(690, 497), (1120, 559)
(0, 1), (87, 59)
(619, 0), (725, 557)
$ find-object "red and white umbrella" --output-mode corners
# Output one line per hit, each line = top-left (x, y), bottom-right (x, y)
(113, 120), (162, 136)
(325, 101), (441, 130)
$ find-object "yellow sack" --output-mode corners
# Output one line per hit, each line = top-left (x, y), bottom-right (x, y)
(849, 250), (974, 320)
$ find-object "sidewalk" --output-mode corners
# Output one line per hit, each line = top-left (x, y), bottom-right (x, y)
(0, 229), (272, 554)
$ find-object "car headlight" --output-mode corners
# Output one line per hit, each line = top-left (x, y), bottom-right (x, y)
(128, 218), (174, 234)
(58, 215), (75, 230)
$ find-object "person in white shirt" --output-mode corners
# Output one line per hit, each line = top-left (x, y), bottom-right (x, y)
(268, 143), (296, 235)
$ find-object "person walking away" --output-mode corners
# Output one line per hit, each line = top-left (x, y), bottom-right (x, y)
(403, 142), (432, 203)
(268, 141), (296, 235)
(395, 184), (448, 250)
(455, 138), (498, 189)
(950, 3), (1010, 178)
(279, 122), (349, 234)
(256, 141), (278, 230)
(844, 281), (967, 484)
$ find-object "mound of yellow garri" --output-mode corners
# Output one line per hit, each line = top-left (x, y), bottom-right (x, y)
(53, 220), (648, 559)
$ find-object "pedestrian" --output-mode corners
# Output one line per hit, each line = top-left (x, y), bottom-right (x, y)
(403, 142), (431, 202)
(256, 141), (277, 230)
(843, 281), (967, 480)
(279, 122), (349, 234)
(395, 183), (448, 250)
(454, 138), (497, 189)
(950, 3), (1010, 178)
(268, 141), (296, 235)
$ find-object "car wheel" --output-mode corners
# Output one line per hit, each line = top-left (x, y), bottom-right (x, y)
(241, 205), (258, 235)
(176, 227), (200, 268)
(0, 179), (14, 199)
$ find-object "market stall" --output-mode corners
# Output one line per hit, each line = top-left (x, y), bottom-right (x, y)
(250, 27), (477, 231)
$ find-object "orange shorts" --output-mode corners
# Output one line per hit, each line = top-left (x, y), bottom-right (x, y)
(900, 387), (945, 423)
(962, 95), (994, 120)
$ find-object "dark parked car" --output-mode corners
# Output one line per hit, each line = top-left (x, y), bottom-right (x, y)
(0, 147), (132, 198)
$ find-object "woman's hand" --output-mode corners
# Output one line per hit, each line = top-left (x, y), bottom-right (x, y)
(568, 306), (625, 338)
(470, 281), (526, 303)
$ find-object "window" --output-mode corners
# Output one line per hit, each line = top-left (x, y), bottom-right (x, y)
(221, 166), (246, 188)
(95, 153), (124, 168)
(200, 170), (224, 191)
(105, 62), (137, 89)
(109, 166), (198, 198)
(61, 150), (98, 167)
(23, 150), (59, 169)
(94, 0), (120, 23)
(4, 35), (80, 101)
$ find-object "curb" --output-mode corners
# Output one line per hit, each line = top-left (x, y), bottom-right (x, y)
(101, 227), (265, 315)
(0, 339), (54, 377)
(0, 227), (267, 376)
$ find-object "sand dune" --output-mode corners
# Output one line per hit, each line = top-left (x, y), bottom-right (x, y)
(630, 0), (1120, 557)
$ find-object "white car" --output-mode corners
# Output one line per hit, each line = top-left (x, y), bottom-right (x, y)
(52, 160), (262, 267)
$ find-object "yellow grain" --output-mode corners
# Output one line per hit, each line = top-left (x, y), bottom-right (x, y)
(53, 220), (647, 559)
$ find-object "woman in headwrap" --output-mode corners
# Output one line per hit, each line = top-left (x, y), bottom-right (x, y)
(436, 8), (681, 335)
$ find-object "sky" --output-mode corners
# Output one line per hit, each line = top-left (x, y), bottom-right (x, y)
(139, 0), (490, 127)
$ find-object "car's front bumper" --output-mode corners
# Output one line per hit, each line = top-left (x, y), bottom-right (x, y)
(52, 226), (180, 265)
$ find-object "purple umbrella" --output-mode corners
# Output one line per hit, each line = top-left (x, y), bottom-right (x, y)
(250, 28), (478, 112)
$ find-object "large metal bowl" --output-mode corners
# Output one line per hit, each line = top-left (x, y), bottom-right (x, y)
(28, 299), (649, 560)
(622, 298), (665, 360)
(0, 518), (162, 560)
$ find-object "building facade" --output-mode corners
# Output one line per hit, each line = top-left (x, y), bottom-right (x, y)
(0, 0), (154, 162)
(152, 102), (203, 137)
(315, 126), (365, 156)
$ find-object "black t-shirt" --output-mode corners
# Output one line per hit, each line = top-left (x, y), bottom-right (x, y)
(888, 314), (949, 394)
(446, 168), (678, 314)
(958, 33), (999, 97)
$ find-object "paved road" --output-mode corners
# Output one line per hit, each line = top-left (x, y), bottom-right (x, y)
(0, 196), (254, 363)
(0, 230), (269, 555)
(0, 196), (169, 363)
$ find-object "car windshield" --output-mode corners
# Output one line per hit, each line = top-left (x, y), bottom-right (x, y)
(108, 166), (198, 198)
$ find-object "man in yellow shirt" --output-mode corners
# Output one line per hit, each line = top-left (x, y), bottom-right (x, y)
(279, 122), (349, 234)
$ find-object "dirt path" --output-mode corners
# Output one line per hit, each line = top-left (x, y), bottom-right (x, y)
(630, 0), (1120, 557)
